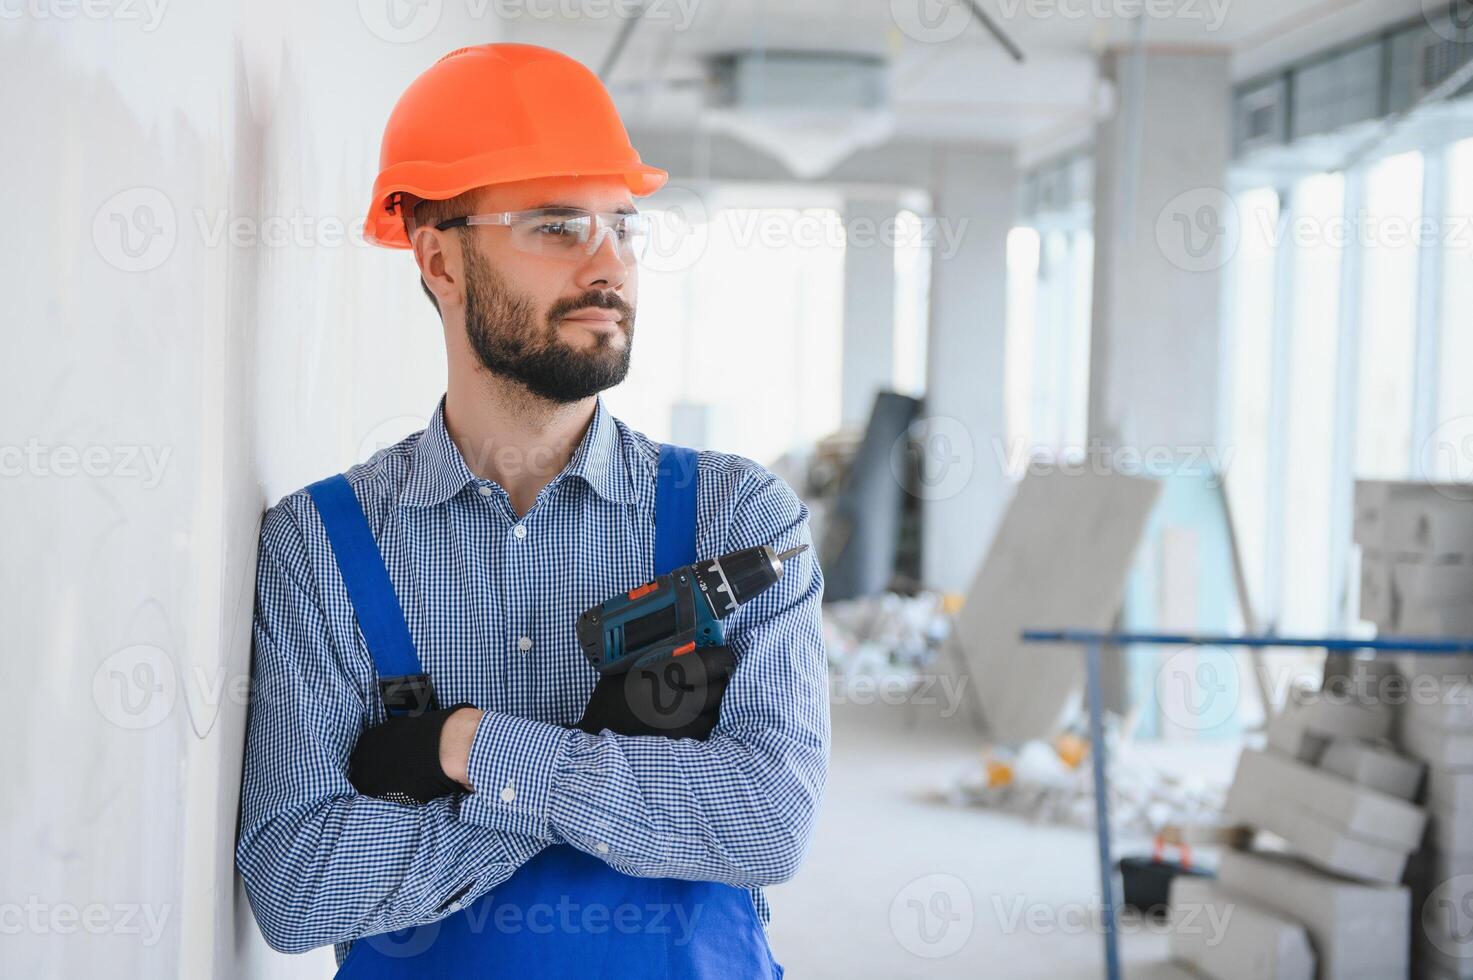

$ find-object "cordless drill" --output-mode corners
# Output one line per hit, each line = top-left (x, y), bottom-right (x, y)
(576, 543), (809, 675)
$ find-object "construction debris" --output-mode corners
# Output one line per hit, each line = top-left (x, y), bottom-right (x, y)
(821, 589), (949, 673)
(946, 720), (1227, 838)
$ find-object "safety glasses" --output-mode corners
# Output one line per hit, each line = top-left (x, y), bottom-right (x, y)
(435, 207), (651, 260)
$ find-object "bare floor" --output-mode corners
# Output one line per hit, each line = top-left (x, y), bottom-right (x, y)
(765, 698), (1237, 979)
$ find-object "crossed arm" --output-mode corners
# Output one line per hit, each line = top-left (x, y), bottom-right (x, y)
(235, 472), (830, 954)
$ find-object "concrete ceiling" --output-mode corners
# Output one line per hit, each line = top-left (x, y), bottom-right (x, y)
(503, 0), (1431, 161)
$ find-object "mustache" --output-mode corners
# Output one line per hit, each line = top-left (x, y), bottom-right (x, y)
(549, 291), (633, 323)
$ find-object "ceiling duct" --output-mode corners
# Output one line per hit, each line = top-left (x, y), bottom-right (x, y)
(699, 50), (895, 179)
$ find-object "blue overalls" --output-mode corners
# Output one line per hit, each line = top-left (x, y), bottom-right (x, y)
(305, 444), (784, 979)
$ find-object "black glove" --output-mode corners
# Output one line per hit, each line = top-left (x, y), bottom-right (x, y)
(575, 645), (735, 741)
(348, 702), (476, 805)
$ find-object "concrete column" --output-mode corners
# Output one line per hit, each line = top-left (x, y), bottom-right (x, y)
(921, 144), (1016, 595)
(1089, 47), (1231, 451)
(840, 195), (898, 428)
(1088, 48), (1233, 715)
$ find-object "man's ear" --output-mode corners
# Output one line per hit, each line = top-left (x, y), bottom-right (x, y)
(411, 224), (457, 312)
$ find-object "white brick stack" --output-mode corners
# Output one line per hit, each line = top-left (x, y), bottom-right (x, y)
(1356, 481), (1473, 643)
(1169, 672), (1421, 979)
(1356, 479), (1473, 977)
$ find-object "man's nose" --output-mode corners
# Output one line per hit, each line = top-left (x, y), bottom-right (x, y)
(576, 226), (631, 290)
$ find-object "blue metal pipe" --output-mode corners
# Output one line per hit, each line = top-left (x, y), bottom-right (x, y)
(1021, 629), (1473, 653)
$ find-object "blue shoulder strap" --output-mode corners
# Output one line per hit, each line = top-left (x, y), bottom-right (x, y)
(305, 475), (426, 699)
(655, 444), (698, 575)
(305, 446), (697, 714)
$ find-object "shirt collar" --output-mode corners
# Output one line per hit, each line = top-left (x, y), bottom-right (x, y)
(401, 394), (638, 508)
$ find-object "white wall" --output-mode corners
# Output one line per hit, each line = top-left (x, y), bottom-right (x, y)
(0, 6), (501, 977)
(0, 14), (1024, 979)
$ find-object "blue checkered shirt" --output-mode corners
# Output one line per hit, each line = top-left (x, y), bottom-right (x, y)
(234, 393), (830, 965)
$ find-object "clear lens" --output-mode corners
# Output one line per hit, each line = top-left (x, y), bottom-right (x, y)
(507, 210), (648, 260)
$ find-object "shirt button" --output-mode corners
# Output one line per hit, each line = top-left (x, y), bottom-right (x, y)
(518, 635), (533, 652)
(512, 523), (527, 539)
(500, 786), (516, 803)
(595, 842), (610, 854)
(477, 484), (494, 497)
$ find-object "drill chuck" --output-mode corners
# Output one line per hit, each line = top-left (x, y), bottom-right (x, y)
(692, 544), (807, 616)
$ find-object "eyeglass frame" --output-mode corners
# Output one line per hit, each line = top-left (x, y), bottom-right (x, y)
(433, 207), (650, 258)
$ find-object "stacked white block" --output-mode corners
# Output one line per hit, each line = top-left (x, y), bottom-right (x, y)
(1355, 480), (1473, 640)
(1169, 876), (1314, 980)
(1400, 699), (1473, 977)
(1170, 685), (1422, 979)
(1224, 746), (1426, 885)
(1215, 849), (1410, 980)
(1356, 479), (1473, 978)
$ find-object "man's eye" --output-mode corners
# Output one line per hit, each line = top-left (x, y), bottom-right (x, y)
(537, 222), (578, 238)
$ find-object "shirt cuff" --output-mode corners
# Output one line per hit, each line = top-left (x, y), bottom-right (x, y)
(459, 711), (576, 839)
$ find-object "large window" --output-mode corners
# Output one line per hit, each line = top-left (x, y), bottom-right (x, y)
(1355, 151), (1423, 480)
(613, 201), (845, 466)
(1216, 136), (1473, 633)
(892, 208), (931, 399)
(1279, 172), (1346, 633)
(1004, 225), (1040, 453)
(1003, 223), (1093, 461)
(1434, 138), (1473, 483)
(1221, 187), (1279, 620)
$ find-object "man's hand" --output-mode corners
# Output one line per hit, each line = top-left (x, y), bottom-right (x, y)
(348, 703), (481, 804)
(575, 645), (735, 741)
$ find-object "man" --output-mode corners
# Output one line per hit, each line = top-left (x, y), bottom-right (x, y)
(234, 43), (829, 977)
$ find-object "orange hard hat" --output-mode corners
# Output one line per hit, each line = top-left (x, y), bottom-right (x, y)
(364, 43), (668, 249)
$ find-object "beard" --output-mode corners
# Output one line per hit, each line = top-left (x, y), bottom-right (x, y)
(461, 239), (635, 403)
